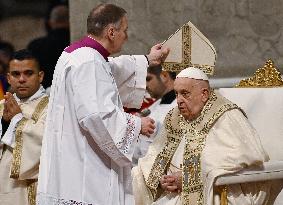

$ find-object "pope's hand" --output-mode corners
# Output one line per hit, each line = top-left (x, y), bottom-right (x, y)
(140, 116), (155, 137)
(146, 43), (170, 67)
(160, 172), (182, 193)
(160, 174), (178, 192)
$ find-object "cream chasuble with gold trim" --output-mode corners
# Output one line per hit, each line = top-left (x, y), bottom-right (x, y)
(132, 91), (269, 205)
(0, 91), (48, 205)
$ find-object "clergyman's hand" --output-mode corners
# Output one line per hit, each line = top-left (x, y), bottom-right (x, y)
(146, 43), (170, 67)
(3, 92), (22, 121)
(140, 116), (155, 137)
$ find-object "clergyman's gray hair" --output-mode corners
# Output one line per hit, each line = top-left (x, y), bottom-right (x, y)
(87, 4), (126, 37)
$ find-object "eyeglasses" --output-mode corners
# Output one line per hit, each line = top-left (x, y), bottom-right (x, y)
(174, 82), (202, 100)
(175, 91), (192, 100)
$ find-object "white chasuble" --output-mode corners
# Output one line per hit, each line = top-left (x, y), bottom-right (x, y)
(0, 88), (48, 205)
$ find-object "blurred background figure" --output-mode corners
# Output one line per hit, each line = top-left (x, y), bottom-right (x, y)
(132, 65), (176, 165)
(0, 40), (14, 99)
(27, 4), (69, 89)
(0, 40), (14, 71)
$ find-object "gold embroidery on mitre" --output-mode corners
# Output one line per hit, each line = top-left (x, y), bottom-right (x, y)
(162, 22), (215, 75)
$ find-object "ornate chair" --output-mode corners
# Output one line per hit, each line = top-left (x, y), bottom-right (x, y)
(216, 60), (283, 204)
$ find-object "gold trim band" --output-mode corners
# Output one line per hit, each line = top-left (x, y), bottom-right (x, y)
(10, 96), (49, 179)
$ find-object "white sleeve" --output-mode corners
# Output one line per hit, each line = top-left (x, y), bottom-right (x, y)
(72, 61), (141, 167)
(202, 109), (269, 204)
(0, 113), (23, 148)
(108, 55), (148, 109)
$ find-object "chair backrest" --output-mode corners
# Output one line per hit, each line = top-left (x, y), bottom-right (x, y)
(219, 59), (283, 161)
(216, 60), (283, 205)
(219, 88), (283, 161)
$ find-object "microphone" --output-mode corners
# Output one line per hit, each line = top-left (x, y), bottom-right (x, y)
(140, 108), (151, 117)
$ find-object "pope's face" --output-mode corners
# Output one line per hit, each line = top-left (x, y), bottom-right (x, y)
(7, 59), (43, 99)
(111, 16), (128, 53)
(174, 78), (208, 121)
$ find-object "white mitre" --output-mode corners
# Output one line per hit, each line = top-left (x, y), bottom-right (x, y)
(177, 67), (209, 80)
(162, 21), (216, 75)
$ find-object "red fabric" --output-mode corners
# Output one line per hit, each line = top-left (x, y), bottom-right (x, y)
(124, 98), (155, 115)
(0, 81), (4, 100)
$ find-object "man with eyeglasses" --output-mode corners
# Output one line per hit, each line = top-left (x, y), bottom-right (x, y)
(132, 67), (270, 205)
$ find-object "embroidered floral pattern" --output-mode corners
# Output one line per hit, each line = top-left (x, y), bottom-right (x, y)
(37, 194), (93, 205)
(116, 113), (137, 154)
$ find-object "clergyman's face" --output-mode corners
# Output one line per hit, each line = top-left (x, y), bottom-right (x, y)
(146, 73), (166, 99)
(7, 59), (44, 99)
(112, 16), (128, 53)
(174, 78), (208, 121)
